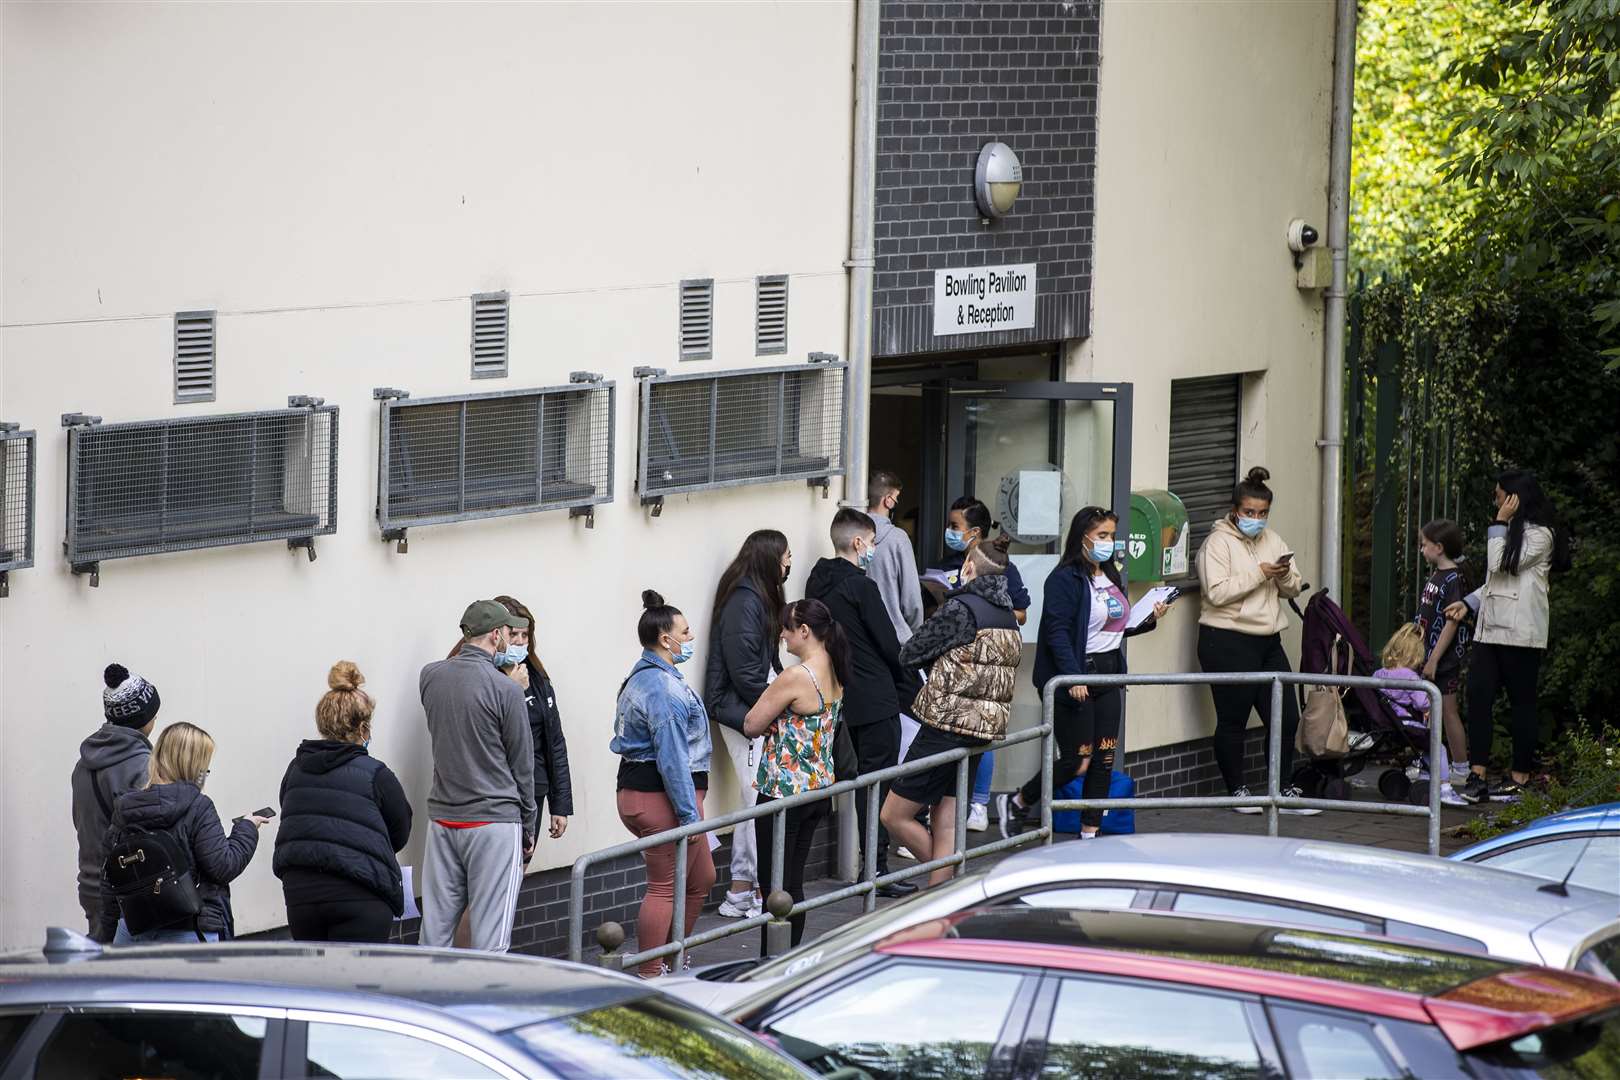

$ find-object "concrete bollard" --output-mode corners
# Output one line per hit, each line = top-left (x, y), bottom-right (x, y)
(764, 889), (795, 958)
(595, 921), (625, 970)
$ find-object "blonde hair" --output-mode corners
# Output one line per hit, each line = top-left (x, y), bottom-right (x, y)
(317, 661), (374, 744)
(149, 722), (216, 787)
(1380, 623), (1426, 671)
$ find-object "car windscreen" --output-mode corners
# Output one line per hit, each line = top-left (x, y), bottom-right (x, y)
(1576, 933), (1620, 983)
(506, 992), (806, 1079)
(740, 870), (989, 982)
(1467, 1009), (1620, 1077)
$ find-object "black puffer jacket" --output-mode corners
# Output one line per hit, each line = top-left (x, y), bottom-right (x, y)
(524, 663), (574, 817)
(273, 741), (412, 915)
(97, 782), (258, 940)
(703, 578), (782, 732)
(805, 556), (920, 726)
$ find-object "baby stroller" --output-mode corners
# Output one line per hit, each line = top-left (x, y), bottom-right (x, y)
(1291, 590), (1438, 805)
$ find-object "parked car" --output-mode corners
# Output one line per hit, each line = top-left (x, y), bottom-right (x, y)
(0, 932), (811, 1079)
(1452, 802), (1620, 896)
(728, 905), (1620, 1079)
(662, 834), (1620, 1015)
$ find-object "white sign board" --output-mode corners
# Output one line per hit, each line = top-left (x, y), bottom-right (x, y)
(933, 263), (1038, 336)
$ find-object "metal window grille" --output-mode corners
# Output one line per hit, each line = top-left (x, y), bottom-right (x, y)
(64, 403), (339, 571)
(755, 275), (789, 356)
(470, 292), (510, 379)
(1169, 374), (1241, 566)
(678, 279), (714, 361)
(377, 377), (615, 537)
(637, 359), (847, 500)
(174, 311), (217, 404)
(0, 425), (37, 592)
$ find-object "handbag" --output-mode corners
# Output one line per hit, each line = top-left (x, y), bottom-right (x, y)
(1297, 636), (1351, 759)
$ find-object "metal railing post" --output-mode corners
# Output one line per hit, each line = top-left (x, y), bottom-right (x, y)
(672, 836), (688, 972)
(953, 754), (970, 875)
(568, 864), (588, 963)
(771, 805), (787, 897)
(1425, 678), (1444, 856)
(1041, 683), (1055, 846)
(1267, 677), (1284, 837)
(864, 783), (880, 913)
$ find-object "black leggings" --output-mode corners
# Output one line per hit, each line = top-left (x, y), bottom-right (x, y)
(1467, 642), (1544, 775)
(286, 897), (394, 943)
(754, 795), (830, 953)
(1197, 625), (1300, 793)
(1020, 650), (1124, 829)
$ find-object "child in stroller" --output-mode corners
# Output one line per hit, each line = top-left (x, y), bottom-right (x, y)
(1373, 623), (1464, 806)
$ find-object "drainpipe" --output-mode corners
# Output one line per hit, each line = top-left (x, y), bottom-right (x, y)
(841, 0), (880, 514)
(1319, 0), (1356, 601)
(836, 0), (881, 885)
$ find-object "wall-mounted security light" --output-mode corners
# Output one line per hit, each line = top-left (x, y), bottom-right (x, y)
(975, 141), (1023, 220)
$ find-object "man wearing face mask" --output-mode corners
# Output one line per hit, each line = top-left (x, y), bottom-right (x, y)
(806, 508), (923, 896)
(418, 599), (537, 951)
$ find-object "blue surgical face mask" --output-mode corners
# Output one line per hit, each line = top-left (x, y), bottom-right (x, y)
(858, 543), (877, 569)
(671, 640), (695, 665)
(502, 644), (528, 667)
(1088, 539), (1116, 563)
(1236, 516), (1267, 539)
(944, 528), (968, 552)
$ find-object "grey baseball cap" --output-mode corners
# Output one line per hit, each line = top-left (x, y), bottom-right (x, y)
(460, 599), (529, 636)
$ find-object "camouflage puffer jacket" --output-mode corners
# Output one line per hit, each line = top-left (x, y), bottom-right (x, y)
(901, 574), (1022, 741)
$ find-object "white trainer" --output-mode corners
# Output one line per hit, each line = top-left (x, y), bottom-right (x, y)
(1279, 784), (1323, 815)
(716, 891), (759, 919)
(967, 803), (989, 832)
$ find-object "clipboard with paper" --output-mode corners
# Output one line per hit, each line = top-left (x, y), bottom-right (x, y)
(1127, 586), (1180, 630)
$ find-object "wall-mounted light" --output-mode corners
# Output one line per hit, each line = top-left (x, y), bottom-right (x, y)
(975, 141), (1023, 220)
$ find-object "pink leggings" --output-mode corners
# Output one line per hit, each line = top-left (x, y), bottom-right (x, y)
(617, 787), (715, 978)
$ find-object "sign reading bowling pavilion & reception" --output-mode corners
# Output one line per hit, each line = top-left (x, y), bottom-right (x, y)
(932, 263), (1038, 337)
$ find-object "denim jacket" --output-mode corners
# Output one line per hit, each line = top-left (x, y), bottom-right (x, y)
(610, 650), (712, 825)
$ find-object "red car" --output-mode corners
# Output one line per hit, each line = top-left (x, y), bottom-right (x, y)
(731, 906), (1620, 1079)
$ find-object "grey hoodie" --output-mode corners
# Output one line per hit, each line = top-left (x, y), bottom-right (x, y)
(72, 723), (152, 924)
(419, 646), (538, 840)
(868, 513), (925, 644)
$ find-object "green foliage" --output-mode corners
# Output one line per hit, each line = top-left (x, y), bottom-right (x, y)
(1460, 724), (1620, 840)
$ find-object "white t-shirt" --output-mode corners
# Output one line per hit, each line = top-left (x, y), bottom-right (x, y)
(1087, 572), (1129, 655)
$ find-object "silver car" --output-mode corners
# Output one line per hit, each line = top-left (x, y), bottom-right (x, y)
(663, 833), (1620, 1014)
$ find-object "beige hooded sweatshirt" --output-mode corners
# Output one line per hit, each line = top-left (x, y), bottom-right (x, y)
(1196, 516), (1304, 635)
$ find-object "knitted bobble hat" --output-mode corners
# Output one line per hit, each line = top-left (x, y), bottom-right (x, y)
(103, 663), (161, 729)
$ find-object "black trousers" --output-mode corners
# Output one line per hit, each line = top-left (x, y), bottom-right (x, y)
(1467, 642), (1544, 775)
(848, 716), (901, 875)
(753, 795), (830, 953)
(286, 897), (394, 943)
(1197, 625), (1300, 793)
(1020, 650), (1124, 829)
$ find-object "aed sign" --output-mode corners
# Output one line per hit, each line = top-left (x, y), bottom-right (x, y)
(933, 263), (1037, 336)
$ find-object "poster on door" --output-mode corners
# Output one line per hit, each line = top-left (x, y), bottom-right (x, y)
(933, 263), (1038, 336)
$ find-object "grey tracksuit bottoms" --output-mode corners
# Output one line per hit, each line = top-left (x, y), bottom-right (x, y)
(421, 821), (524, 952)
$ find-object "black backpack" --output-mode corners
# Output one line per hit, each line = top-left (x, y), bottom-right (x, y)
(103, 827), (204, 939)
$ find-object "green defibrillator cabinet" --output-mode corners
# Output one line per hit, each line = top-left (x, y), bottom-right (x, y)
(1127, 490), (1190, 582)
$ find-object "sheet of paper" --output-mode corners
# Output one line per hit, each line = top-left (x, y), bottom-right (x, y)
(1017, 470), (1062, 538)
(397, 865), (420, 922)
(1127, 585), (1180, 630)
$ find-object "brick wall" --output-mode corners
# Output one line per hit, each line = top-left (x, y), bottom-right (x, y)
(1123, 730), (1270, 797)
(872, 0), (1101, 357)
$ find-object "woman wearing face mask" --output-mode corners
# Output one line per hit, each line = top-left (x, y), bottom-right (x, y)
(1000, 508), (1168, 838)
(493, 595), (572, 845)
(930, 497), (1029, 832)
(743, 598), (848, 952)
(612, 590), (715, 978)
(704, 530), (791, 920)
(274, 662), (413, 943)
(1196, 467), (1317, 813)
(1445, 471), (1569, 804)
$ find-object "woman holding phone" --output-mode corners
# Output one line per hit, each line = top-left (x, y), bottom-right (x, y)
(1195, 467), (1318, 813)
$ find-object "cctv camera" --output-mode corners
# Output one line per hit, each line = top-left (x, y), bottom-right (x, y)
(1287, 219), (1320, 254)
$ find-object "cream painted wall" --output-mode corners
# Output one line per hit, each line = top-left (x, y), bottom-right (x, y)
(1, 2), (854, 946)
(1075, 0), (1336, 755)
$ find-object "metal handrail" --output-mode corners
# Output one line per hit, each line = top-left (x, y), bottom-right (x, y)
(1042, 671), (1445, 855)
(567, 721), (1054, 968)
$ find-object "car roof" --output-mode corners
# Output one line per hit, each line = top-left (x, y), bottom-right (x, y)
(0, 940), (648, 1031)
(983, 833), (1619, 961)
(1452, 801), (1620, 860)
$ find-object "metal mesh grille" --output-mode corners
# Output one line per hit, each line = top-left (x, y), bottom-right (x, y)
(380, 382), (615, 532)
(755, 275), (788, 355)
(66, 407), (339, 565)
(678, 279), (713, 361)
(639, 362), (847, 497)
(174, 311), (217, 404)
(471, 293), (510, 379)
(0, 428), (36, 574)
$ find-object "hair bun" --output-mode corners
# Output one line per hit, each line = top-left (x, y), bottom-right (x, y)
(103, 663), (130, 689)
(1246, 466), (1271, 485)
(641, 589), (666, 610)
(327, 660), (364, 692)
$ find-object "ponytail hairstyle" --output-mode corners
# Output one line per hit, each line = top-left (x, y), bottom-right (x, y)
(317, 661), (375, 745)
(1232, 466), (1274, 509)
(950, 496), (1000, 548)
(1420, 519), (1475, 595)
(1057, 506), (1124, 589)
(494, 594), (547, 678)
(781, 598), (850, 692)
(714, 530), (789, 648)
(1495, 469), (1572, 575)
(638, 589), (683, 649)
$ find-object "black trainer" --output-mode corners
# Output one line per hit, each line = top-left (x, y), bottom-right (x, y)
(1488, 776), (1525, 801)
(1458, 774), (1489, 804)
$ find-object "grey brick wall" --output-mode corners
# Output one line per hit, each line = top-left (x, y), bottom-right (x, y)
(1122, 730), (1270, 797)
(873, 0), (1100, 357)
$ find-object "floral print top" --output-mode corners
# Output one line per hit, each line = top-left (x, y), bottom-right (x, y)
(755, 665), (841, 798)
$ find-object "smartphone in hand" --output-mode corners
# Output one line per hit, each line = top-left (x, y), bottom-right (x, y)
(1276, 551), (1295, 565)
